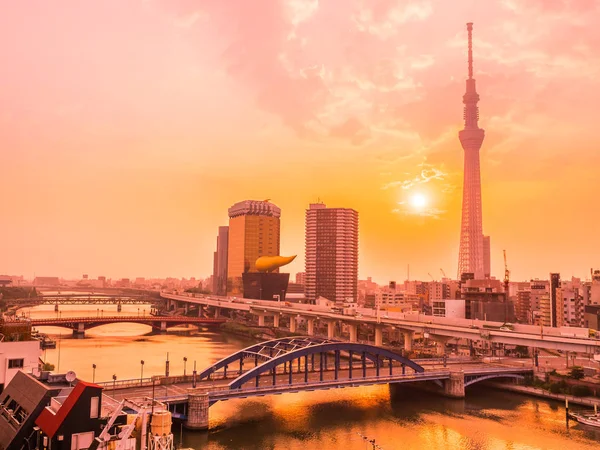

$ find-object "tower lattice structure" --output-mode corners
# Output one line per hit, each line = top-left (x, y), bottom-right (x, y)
(458, 22), (485, 279)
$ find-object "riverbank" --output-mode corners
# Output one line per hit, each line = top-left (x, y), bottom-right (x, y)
(488, 382), (600, 407)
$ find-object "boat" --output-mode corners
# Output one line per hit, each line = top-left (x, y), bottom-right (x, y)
(568, 409), (600, 428)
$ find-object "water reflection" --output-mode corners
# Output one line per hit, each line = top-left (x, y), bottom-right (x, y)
(22, 304), (600, 449)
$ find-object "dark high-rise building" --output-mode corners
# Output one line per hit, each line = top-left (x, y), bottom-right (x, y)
(550, 273), (560, 327)
(212, 226), (229, 296)
(305, 203), (358, 303)
(483, 235), (491, 278)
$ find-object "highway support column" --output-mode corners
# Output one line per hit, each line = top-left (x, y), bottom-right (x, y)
(327, 321), (335, 339)
(257, 314), (266, 327)
(403, 331), (414, 352)
(348, 323), (358, 342)
(307, 318), (314, 336)
(374, 325), (383, 347)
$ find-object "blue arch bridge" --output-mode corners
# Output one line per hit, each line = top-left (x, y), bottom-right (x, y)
(102, 337), (532, 430)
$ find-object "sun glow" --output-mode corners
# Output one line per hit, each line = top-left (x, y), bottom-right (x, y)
(409, 192), (428, 210)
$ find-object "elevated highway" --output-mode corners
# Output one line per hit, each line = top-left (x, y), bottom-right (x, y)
(161, 292), (600, 354)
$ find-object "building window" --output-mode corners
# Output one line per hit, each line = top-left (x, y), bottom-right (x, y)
(90, 396), (99, 419)
(8, 359), (24, 369)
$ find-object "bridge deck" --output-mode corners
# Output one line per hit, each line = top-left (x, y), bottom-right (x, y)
(104, 364), (531, 405)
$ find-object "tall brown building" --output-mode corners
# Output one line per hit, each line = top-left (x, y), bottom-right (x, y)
(305, 203), (358, 303)
(227, 200), (281, 295)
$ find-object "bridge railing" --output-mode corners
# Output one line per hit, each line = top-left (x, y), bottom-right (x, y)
(95, 377), (155, 389)
(209, 370), (453, 397)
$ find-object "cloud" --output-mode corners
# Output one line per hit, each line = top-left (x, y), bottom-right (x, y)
(353, 1), (433, 39)
(382, 165), (446, 190)
(392, 204), (447, 220)
(173, 10), (207, 29)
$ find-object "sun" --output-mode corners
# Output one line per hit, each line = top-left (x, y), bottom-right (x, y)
(409, 192), (428, 210)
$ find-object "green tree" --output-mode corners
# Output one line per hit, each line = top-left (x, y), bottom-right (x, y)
(569, 366), (585, 380)
(42, 362), (55, 371)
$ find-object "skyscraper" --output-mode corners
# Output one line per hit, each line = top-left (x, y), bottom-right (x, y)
(550, 272), (561, 327)
(483, 235), (491, 278)
(212, 226), (229, 296)
(458, 22), (486, 280)
(305, 203), (358, 303)
(227, 200), (281, 295)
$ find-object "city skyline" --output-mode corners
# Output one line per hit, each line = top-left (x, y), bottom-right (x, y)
(2, 1), (600, 282)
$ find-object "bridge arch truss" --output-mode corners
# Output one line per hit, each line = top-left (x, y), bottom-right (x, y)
(198, 336), (336, 381)
(464, 373), (525, 387)
(218, 339), (425, 390)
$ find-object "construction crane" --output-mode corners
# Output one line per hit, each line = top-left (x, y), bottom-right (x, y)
(503, 250), (510, 323)
(440, 268), (447, 278)
(428, 273), (434, 281)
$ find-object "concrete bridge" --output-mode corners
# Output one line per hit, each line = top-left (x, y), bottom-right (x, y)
(161, 292), (600, 354)
(103, 336), (532, 430)
(30, 315), (226, 336)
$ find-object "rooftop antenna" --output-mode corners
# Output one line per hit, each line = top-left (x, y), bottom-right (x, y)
(467, 22), (474, 79)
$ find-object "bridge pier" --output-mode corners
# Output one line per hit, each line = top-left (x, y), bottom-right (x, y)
(307, 319), (314, 336)
(54, 303), (59, 312)
(160, 321), (168, 333)
(185, 390), (209, 430)
(117, 302), (122, 312)
(214, 307), (221, 318)
(289, 316), (297, 333)
(273, 314), (280, 328)
(443, 372), (465, 398)
(257, 314), (266, 327)
(348, 323), (358, 343)
(374, 325), (383, 347)
(73, 323), (85, 338)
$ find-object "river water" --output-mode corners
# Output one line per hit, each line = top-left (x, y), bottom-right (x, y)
(23, 303), (600, 450)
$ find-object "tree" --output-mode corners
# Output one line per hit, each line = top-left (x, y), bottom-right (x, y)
(514, 345), (529, 358)
(569, 366), (585, 380)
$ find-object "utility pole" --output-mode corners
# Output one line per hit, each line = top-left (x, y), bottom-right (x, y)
(503, 250), (510, 323)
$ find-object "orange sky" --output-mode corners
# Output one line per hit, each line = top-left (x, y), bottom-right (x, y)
(1, 0), (599, 284)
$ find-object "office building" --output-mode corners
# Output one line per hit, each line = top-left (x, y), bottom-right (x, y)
(305, 203), (358, 303)
(227, 200), (281, 295)
(212, 226), (229, 296)
(550, 273), (560, 327)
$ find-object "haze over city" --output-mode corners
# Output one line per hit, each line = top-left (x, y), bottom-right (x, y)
(2, 0), (599, 283)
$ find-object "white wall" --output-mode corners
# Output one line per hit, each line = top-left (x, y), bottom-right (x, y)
(0, 341), (41, 386)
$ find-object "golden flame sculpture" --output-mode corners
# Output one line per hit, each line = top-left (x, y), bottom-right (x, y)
(255, 255), (296, 273)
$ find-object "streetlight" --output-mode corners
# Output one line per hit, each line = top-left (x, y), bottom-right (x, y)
(183, 357), (188, 376)
(140, 360), (145, 385)
(92, 364), (96, 383)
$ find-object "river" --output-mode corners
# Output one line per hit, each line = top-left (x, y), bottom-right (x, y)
(23, 303), (600, 450)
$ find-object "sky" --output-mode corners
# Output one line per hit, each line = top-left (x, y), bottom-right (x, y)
(1, 0), (600, 284)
